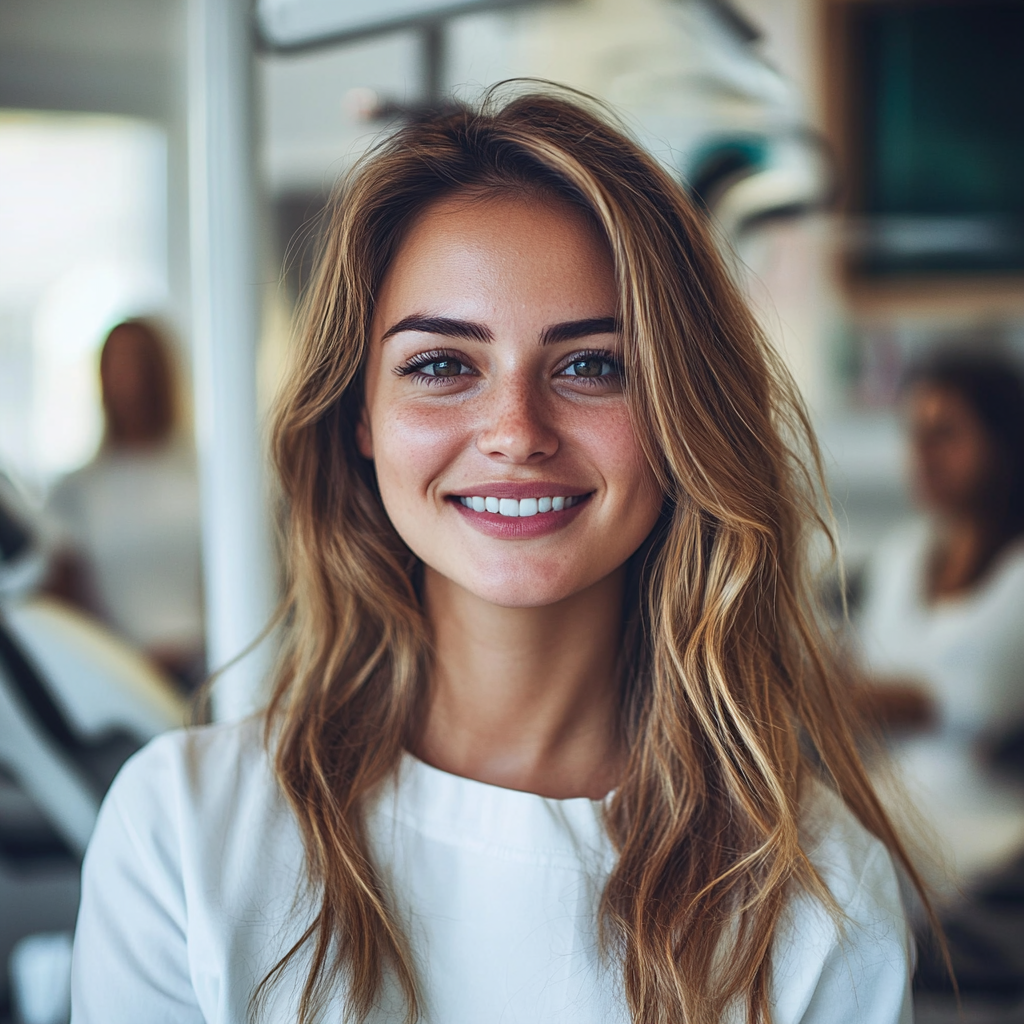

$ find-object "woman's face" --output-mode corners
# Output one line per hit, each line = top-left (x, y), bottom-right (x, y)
(359, 192), (663, 608)
(906, 382), (996, 517)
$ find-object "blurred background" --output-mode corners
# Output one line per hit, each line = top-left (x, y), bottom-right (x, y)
(1, 0), (1023, 1021)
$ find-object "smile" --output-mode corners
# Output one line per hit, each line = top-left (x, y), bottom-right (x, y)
(455, 495), (584, 517)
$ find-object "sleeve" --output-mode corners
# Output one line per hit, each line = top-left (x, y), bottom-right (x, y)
(70, 739), (206, 1024)
(792, 844), (913, 1024)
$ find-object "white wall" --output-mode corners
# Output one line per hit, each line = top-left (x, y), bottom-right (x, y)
(0, 0), (192, 360)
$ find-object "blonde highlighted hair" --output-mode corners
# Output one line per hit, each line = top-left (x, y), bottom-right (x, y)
(263, 84), (931, 1023)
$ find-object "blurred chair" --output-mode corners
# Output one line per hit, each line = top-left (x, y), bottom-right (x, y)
(0, 478), (185, 1021)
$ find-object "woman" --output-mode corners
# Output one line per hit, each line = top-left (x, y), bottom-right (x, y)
(858, 349), (1024, 888)
(72, 88), (923, 1024)
(47, 319), (204, 687)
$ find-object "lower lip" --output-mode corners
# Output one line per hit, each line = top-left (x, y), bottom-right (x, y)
(449, 495), (590, 539)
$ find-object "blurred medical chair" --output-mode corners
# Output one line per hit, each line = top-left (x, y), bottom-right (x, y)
(0, 477), (185, 1023)
(688, 131), (832, 239)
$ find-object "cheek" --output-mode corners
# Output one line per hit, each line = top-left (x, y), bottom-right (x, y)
(943, 436), (985, 483)
(570, 406), (661, 515)
(371, 402), (468, 505)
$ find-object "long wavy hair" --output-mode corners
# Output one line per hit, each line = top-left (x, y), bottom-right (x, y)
(264, 84), (929, 1024)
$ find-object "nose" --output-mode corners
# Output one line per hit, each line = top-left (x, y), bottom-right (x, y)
(476, 375), (559, 464)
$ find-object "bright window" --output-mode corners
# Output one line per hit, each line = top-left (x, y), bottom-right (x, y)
(0, 111), (168, 485)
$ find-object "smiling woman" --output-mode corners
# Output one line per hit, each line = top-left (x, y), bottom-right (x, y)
(72, 86), (929, 1024)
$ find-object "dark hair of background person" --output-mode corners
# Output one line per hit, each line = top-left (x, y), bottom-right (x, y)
(903, 348), (1024, 582)
(99, 319), (177, 448)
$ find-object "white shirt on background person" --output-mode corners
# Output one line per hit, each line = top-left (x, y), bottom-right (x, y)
(858, 519), (1024, 887)
(47, 441), (203, 654)
(71, 718), (912, 1024)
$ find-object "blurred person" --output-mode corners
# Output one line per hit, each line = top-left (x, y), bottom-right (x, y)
(46, 319), (204, 689)
(857, 349), (1024, 892)
(73, 89), (924, 1024)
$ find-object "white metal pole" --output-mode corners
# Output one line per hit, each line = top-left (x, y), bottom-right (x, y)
(187, 0), (276, 720)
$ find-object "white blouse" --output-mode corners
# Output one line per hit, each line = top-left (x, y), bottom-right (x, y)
(71, 719), (912, 1024)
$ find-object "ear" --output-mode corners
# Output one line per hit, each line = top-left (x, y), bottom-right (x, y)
(355, 407), (374, 459)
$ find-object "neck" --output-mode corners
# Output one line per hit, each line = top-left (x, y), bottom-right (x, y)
(932, 513), (993, 596)
(415, 566), (627, 799)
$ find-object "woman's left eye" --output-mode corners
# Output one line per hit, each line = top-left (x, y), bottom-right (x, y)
(419, 357), (469, 377)
(558, 353), (621, 381)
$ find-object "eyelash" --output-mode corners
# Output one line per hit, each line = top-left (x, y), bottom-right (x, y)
(556, 349), (624, 386)
(394, 347), (624, 387)
(394, 349), (474, 387)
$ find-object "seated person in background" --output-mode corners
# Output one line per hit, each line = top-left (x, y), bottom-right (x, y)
(857, 348), (1024, 892)
(46, 319), (204, 689)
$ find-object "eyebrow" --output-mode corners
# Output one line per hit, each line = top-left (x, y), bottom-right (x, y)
(381, 314), (619, 346)
(541, 317), (618, 345)
(381, 315), (492, 343)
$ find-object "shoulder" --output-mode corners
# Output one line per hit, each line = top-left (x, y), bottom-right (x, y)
(74, 720), (304, 1022)
(988, 538), (1024, 596)
(108, 715), (269, 799)
(799, 782), (904, 918)
(95, 716), (280, 864)
(46, 465), (94, 521)
(45, 458), (117, 531)
(51, 455), (110, 495)
(768, 783), (912, 1024)
(858, 519), (930, 626)
(865, 520), (929, 584)
(80, 716), (301, 966)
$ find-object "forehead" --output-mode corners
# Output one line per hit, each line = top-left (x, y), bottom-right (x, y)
(907, 382), (980, 426)
(103, 326), (151, 360)
(374, 192), (616, 326)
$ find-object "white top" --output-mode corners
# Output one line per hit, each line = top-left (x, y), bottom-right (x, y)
(47, 443), (203, 651)
(858, 520), (1024, 885)
(71, 719), (912, 1024)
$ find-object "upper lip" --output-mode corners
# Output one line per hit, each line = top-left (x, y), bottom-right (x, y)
(448, 482), (593, 500)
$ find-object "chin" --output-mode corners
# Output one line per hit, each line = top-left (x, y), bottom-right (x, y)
(445, 558), (594, 610)
(473, 587), (577, 610)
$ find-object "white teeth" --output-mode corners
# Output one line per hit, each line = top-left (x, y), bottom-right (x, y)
(458, 494), (582, 516)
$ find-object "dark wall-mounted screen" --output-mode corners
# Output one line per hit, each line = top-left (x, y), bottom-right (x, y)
(849, 1), (1024, 276)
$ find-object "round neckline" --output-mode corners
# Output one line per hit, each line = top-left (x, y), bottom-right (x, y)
(368, 752), (615, 866)
(403, 748), (617, 803)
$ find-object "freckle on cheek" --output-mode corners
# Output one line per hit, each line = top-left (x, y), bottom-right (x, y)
(384, 412), (465, 449)
(377, 411), (467, 487)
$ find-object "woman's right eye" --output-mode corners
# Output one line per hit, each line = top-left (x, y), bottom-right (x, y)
(395, 351), (475, 382)
(420, 357), (466, 377)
